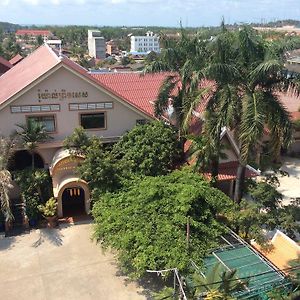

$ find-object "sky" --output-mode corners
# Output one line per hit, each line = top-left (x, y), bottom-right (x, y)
(0, 0), (299, 27)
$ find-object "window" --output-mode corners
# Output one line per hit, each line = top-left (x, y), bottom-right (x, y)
(136, 119), (148, 125)
(80, 113), (105, 130)
(11, 104), (60, 113)
(27, 115), (56, 132)
(69, 102), (113, 111)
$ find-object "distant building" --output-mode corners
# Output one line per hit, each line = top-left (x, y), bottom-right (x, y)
(130, 31), (160, 53)
(106, 40), (118, 56)
(15, 29), (54, 43)
(88, 30), (106, 60)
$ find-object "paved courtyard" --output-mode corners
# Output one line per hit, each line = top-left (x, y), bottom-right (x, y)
(278, 156), (300, 205)
(0, 221), (146, 300)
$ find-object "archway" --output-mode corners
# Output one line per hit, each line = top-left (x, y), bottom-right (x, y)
(62, 187), (85, 217)
(56, 179), (90, 217)
(8, 150), (44, 171)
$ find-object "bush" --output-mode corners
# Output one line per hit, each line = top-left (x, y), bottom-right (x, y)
(112, 121), (181, 176)
(38, 197), (57, 217)
(92, 169), (232, 278)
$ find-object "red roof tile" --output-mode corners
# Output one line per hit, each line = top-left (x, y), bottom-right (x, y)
(204, 161), (259, 181)
(0, 45), (60, 107)
(0, 56), (12, 69)
(16, 29), (52, 36)
(9, 54), (23, 66)
(91, 72), (168, 118)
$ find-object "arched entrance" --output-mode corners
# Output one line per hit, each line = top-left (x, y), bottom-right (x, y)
(50, 149), (90, 217)
(62, 187), (85, 217)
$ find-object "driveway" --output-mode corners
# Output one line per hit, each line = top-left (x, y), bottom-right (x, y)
(0, 221), (146, 300)
(277, 156), (300, 205)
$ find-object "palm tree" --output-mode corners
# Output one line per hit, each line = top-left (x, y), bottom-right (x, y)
(16, 119), (51, 169)
(143, 29), (210, 142)
(205, 25), (299, 203)
(186, 262), (247, 299)
(0, 136), (16, 223)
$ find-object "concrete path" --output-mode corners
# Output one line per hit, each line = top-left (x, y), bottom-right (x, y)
(278, 156), (300, 205)
(0, 221), (146, 300)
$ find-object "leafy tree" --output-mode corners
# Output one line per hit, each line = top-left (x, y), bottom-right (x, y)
(14, 169), (53, 220)
(78, 137), (121, 194)
(121, 56), (131, 66)
(92, 169), (233, 278)
(112, 121), (181, 176)
(16, 119), (51, 169)
(63, 126), (91, 156)
(36, 35), (43, 46)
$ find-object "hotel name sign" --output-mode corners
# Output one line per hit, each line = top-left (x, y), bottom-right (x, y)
(38, 89), (88, 101)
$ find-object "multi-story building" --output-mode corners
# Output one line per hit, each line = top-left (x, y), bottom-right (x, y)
(15, 29), (54, 43)
(88, 30), (106, 60)
(130, 31), (160, 53)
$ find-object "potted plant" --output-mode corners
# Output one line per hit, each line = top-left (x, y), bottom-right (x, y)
(38, 197), (58, 228)
(25, 194), (40, 227)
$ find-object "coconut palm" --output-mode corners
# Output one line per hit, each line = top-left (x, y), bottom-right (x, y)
(144, 29), (210, 140)
(185, 262), (247, 299)
(205, 25), (299, 203)
(0, 136), (16, 222)
(16, 119), (51, 169)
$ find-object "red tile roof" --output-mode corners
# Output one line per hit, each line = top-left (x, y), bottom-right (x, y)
(204, 161), (259, 181)
(16, 29), (52, 36)
(91, 72), (168, 118)
(9, 54), (23, 66)
(0, 56), (12, 69)
(0, 45), (60, 107)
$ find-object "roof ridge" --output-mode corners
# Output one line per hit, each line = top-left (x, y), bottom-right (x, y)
(44, 43), (60, 62)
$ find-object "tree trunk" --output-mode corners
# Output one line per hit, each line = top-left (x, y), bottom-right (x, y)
(233, 163), (246, 204)
(210, 157), (219, 187)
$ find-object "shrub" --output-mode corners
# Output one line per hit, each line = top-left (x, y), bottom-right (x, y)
(92, 169), (232, 278)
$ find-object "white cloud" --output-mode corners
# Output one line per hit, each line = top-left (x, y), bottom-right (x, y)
(0, 0), (11, 5)
(22, 0), (40, 5)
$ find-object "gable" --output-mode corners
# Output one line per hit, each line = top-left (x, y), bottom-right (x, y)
(0, 66), (152, 139)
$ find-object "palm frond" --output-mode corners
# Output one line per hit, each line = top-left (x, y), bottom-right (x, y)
(155, 75), (178, 118)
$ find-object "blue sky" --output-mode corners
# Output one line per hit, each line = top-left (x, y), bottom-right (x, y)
(0, 0), (299, 27)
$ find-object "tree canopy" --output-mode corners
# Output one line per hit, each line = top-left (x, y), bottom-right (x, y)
(92, 169), (232, 278)
(112, 121), (181, 176)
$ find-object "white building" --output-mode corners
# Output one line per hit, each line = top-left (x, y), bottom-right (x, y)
(130, 31), (160, 53)
(88, 30), (106, 60)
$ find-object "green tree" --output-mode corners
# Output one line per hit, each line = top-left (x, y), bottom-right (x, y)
(36, 35), (43, 46)
(205, 25), (298, 203)
(186, 263), (247, 299)
(63, 126), (92, 156)
(121, 56), (131, 66)
(78, 137), (121, 194)
(0, 136), (16, 222)
(112, 121), (181, 176)
(92, 169), (233, 278)
(144, 29), (209, 140)
(16, 119), (52, 169)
